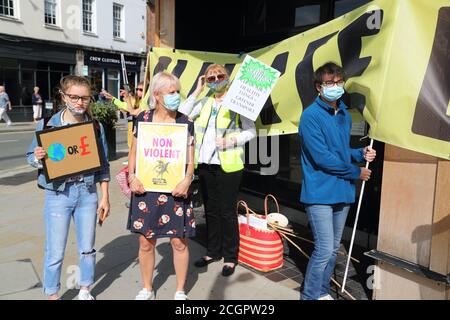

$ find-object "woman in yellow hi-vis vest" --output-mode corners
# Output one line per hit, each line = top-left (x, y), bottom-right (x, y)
(102, 82), (149, 148)
(179, 64), (256, 277)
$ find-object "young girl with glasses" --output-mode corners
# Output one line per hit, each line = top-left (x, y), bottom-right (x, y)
(26, 75), (110, 300)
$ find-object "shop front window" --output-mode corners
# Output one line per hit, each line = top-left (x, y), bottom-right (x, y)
(20, 69), (35, 106)
(1, 68), (20, 106)
(108, 70), (120, 99)
(36, 70), (49, 102)
(89, 68), (103, 101)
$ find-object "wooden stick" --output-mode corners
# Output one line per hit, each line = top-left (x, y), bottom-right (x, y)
(269, 223), (361, 263)
(278, 231), (310, 259)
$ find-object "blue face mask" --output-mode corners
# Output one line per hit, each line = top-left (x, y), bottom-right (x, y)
(321, 85), (345, 102)
(207, 79), (229, 93)
(162, 93), (180, 111)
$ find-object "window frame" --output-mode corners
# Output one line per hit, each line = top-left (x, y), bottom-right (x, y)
(82, 0), (96, 34)
(112, 3), (124, 39)
(0, 0), (16, 18)
(44, 0), (58, 26)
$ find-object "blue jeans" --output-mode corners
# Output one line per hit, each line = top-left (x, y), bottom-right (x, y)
(301, 204), (350, 300)
(43, 182), (98, 296)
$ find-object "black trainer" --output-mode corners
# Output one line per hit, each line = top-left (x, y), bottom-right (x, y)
(194, 257), (220, 268)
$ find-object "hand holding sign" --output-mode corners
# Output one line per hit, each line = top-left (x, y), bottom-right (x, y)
(36, 122), (103, 183)
(34, 146), (46, 160)
(222, 55), (281, 121)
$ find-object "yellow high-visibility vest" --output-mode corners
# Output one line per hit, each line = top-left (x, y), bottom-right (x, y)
(194, 97), (244, 173)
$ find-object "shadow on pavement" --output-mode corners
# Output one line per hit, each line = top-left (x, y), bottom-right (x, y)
(60, 234), (140, 300)
(0, 171), (36, 186)
(91, 234), (140, 298)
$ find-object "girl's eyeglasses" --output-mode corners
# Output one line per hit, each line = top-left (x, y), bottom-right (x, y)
(206, 74), (226, 83)
(63, 93), (92, 104)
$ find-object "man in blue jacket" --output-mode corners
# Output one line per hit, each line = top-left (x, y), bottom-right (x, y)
(298, 62), (376, 300)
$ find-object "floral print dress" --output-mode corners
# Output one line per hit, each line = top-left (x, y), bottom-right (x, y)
(127, 110), (196, 239)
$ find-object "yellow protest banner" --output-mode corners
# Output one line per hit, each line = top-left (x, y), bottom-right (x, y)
(136, 122), (188, 192)
(147, 0), (450, 160)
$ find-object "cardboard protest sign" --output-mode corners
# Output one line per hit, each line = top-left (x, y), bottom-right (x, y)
(36, 121), (103, 183)
(221, 55), (281, 121)
(136, 122), (188, 192)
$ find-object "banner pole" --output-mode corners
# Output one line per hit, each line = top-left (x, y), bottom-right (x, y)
(143, 51), (151, 95)
(341, 138), (374, 293)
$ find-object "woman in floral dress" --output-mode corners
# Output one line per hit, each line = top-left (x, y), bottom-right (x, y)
(127, 71), (195, 300)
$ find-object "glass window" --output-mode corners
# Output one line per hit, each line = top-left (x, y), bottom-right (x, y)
(36, 71), (50, 101)
(20, 70), (35, 106)
(334, 0), (372, 18)
(2, 68), (20, 105)
(0, 0), (14, 17)
(83, 0), (94, 33)
(48, 62), (71, 72)
(294, 4), (321, 27)
(107, 70), (119, 98)
(113, 3), (123, 38)
(89, 68), (103, 100)
(45, 0), (57, 25)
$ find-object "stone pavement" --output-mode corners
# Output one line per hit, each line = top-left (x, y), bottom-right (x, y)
(0, 145), (372, 300)
(0, 122), (37, 133)
(0, 155), (300, 300)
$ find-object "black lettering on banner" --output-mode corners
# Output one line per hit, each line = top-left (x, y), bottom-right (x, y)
(338, 9), (384, 113)
(260, 52), (289, 125)
(224, 63), (237, 77)
(339, 10), (384, 78)
(187, 62), (213, 97)
(153, 56), (172, 75)
(296, 32), (338, 111)
(412, 7), (450, 143)
(171, 59), (188, 79)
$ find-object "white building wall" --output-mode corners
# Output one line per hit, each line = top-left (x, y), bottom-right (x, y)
(0, 0), (80, 44)
(80, 0), (147, 55)
(0, 0), (147, 55)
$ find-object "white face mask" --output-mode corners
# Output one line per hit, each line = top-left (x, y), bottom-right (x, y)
(66, 103), (86, 116)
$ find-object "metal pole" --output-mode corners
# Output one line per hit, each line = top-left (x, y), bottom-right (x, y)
(341, 138), (374, 293)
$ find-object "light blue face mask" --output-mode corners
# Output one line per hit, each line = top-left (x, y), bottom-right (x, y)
(321, 85), (345, 102)
(207, 79), (229, 93)
(163, 93), (181, 111)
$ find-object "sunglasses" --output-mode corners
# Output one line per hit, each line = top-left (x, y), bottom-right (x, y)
(205, 74), (226, 83)
(136, 88), (143, 92)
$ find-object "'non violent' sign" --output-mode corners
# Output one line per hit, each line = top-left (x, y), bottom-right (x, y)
(136, 122), (188, 193)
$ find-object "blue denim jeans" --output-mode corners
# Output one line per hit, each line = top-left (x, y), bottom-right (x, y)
(301, 204), (350, 300)
(43, 181), (98, 296)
